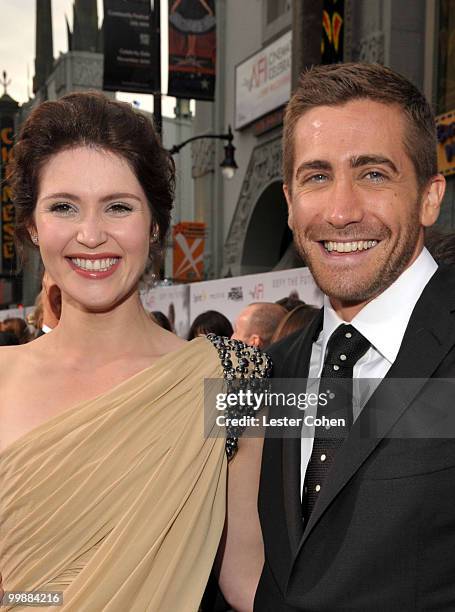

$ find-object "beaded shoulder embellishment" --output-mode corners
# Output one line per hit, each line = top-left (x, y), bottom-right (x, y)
(207, 334), (272, 461)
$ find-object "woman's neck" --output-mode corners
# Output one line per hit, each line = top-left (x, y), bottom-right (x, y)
(46, 291), (159, 365)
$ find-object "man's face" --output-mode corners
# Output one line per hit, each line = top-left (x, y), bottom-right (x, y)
(284, 99), (442, 313)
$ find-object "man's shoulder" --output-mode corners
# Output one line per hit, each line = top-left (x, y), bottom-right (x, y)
(266, 324), (317, 377)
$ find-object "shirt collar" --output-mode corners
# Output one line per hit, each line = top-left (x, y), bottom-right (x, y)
(322, 248), (438, 364)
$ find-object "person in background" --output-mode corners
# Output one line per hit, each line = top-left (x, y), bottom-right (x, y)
(275, 290), (305, 312)
(270, 303), (319, 343)
(0, 331), (20, 346)
(187, 310), (233, 340)
(425, 227), (455, 265)
(150, 310), (173, 332)
(231, 302), (286, 349)
(33, 271), (62, 337)
(1, 317), (31, 344)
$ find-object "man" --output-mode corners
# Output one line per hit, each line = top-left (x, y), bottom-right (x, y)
(255, 63), (453, 611)
(232, 302), (286, 348)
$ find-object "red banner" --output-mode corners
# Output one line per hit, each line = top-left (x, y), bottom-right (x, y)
(173, 222), (205, 282)
(168, 0), (216, 101)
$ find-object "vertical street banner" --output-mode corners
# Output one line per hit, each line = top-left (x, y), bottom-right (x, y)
(0, 117), (15, 274)
(173, 222), (206, 282)
(168, 0), (216, 101)
(103, 0), (158, 93)
(321, 0), (344, 64)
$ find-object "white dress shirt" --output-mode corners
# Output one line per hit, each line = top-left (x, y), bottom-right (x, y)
(300, 247), (438, 495)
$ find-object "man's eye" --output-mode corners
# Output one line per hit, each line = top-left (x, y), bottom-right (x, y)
(365, 171), (386, 183)
(308, 174), (328, 183)
(108, 203), (133, 214)
(49, 202), (76, 215)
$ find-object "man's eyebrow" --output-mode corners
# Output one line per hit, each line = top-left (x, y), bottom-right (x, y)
(295, 160), (332, 181)
(350, 155), (398, 174)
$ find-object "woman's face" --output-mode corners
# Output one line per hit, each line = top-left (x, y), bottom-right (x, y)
(33, 146), (152, 313)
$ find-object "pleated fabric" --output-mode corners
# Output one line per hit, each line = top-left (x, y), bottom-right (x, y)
(0, 337), (227, 611)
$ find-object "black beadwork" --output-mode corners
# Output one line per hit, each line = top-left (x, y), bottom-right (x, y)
(206, 334), (272, 461)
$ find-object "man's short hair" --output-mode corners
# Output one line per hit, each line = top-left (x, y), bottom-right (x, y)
(247, 303), (287, 348)
(283, 62), (438, 191)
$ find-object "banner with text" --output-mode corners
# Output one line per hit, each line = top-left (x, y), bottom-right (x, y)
(190, 267), (323, 325)
(1, 117), (16, 275)
(235, 30), (291, 130)
(168, 0), (216, 100)
(173, 222), (205, 282)
(103, 0), (158, 94)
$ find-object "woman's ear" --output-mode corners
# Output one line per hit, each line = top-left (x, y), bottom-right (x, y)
(27, 225), (39, 246)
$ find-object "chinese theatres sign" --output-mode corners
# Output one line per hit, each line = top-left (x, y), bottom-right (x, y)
(1, 118), (15, 274)
(436, 110), (455, 176)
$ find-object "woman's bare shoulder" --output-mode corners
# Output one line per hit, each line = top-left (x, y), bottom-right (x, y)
(0, 342), (37, 375)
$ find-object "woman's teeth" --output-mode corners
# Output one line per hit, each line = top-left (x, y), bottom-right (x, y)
(323, 240), (378, 253)
(71, 257), (119, 272)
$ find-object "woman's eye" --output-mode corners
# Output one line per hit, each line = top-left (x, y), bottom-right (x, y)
(49, 202), (76, 215)
(107, 203), (133, 214)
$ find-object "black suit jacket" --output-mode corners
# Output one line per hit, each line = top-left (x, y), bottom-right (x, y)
(255, 265), (455, 611)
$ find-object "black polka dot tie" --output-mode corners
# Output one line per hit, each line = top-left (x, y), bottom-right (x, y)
(302, 324), (371, 521)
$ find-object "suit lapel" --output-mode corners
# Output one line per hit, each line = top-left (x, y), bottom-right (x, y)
(290, 266), (455, 568)
(281, 311), (323, 553)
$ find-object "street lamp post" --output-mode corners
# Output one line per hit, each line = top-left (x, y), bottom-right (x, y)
(168, 125), (238, 179)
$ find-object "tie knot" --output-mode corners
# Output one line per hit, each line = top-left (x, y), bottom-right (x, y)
(324, 324), (371, 370)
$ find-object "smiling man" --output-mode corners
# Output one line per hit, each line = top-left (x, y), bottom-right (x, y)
(254, 63), (455, 611)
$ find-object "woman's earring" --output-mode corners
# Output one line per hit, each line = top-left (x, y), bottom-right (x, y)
(150, 229), (159, 244)
(31, 233), (39, 245)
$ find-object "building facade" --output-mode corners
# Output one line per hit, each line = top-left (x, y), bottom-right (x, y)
(194, 0), (455, 279)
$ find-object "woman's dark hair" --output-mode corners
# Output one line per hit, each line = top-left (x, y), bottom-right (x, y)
(0, 331), (20, 346)
(187, 310), (234, 340)
(151, 310), (173, 332)
(7, 92), (175, 264)
(2, 317), (32, 344)
(271, 304), (319, 343)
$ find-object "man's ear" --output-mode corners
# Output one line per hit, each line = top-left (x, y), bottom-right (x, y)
(247, 334), (262, 348)
(283, 183), (293, 231)
(420, 174), (446, 228)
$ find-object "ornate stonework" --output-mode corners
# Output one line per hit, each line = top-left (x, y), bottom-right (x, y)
(223, 136), (282, 276)
(191, 138), (215, 178)
(72, 53), (103, 88)
(358, 30), (385, 63)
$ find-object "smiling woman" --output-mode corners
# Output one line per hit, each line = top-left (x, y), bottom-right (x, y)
(0, 93), (268, 611)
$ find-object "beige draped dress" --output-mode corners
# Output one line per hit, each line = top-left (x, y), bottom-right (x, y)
(0, 337), (227, 611)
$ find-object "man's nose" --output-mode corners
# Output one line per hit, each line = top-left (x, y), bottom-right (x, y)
(76, 214), (108, 248)
(322, 177), (364, 228)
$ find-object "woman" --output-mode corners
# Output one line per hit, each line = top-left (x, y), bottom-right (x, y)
(187, 310), (234, 340)
(0, 93), (267, 611)
(271, 303), (319, 343)
(1, 317), (32, 344)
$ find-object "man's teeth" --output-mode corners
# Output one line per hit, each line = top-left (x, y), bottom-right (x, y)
(323, 240), (378, 253)
(71, 257), (119, 272)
